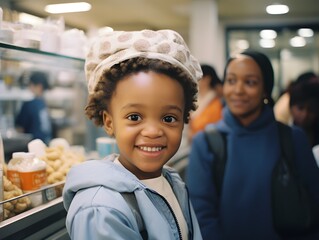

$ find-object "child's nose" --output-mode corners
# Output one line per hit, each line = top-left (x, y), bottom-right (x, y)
(141, 122), (164, 138)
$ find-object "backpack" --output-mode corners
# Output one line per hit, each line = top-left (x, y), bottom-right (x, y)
(204, 121), (319, 237)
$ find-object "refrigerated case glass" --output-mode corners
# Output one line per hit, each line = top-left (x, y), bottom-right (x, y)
(0, 42), (91, 161)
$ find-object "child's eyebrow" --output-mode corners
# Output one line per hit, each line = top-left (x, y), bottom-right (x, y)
(121, 103), (183, 113)
(121, 103), (143, 111)
(164, 105), (183, 113)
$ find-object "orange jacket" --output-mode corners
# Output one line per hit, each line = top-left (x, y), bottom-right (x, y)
(189, 97), (223, 138)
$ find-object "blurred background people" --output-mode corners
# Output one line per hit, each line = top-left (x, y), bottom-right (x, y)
(274, 71), (319, 125)
(186, 50), (319, 240)
(289, 80), (319, 168)
(289, 80), (319, 147)
(188, 64), (223, 141)
(15, 71), (52, 144)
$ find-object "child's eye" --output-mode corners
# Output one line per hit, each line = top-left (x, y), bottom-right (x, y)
(127, 114), (141, 121)
(163, 115), (177, 123)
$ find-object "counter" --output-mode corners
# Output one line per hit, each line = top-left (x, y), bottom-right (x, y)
(0, 183), (70, 240)
(0, 197), (69, 240)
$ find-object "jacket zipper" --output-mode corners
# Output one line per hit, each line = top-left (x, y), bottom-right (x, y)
(152, 191), (183, 240)
(185, 186), (194, 240)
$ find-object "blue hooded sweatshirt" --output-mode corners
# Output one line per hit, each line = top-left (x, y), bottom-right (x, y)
(186, 106), (319, 240)
(63, 154), (202, 240)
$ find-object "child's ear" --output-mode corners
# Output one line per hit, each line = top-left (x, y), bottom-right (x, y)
(102, 111), (114, 136)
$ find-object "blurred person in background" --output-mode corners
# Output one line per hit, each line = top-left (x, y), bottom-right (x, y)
(289, 80), (319, 167)
(289, 80), (319, 147)
(15, 71), (52, 144)
(188, 64), (223, 142)
(186, 50), (319, 240)
(274, 71), (318, 125)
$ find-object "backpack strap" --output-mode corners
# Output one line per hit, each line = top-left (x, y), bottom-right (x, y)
(121, 192), (148, 240)
(204, 125), (227, 196)
(276, 121), (295, 174)
(204, 122), (292, 197)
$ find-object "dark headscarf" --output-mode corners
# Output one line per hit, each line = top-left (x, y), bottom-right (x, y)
(224, 50), (275, 106)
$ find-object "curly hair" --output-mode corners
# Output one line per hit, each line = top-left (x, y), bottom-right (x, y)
(85, 57), (198, 126)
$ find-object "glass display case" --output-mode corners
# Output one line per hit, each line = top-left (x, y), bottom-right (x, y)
(0, 42), (88, 162)
(0, 42), (89, 239)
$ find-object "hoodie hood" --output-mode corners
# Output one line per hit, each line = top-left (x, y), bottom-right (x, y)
(63, 154), (143, 210)
(217, 105), (274, 135)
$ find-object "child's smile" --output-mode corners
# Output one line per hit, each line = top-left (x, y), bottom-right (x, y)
(103, 71), (185, 179)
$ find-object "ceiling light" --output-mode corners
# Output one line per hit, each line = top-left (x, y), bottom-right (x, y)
(45, 2), (91, 14)
(266, 4), (289, 15)
(290, 36), (306, 47)
(19, 13), (44, 26)
(297, 28), (314, 37)
(259, 39), (275, 48)
(236, 39), (250, 50)
(260, 30), (277, 39)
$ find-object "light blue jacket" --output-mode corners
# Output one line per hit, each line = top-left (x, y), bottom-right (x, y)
(63, 154), (202, 240)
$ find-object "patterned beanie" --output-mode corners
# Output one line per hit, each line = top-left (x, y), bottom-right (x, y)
(85, 29), (203, 94)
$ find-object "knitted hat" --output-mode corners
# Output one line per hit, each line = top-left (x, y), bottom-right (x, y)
(241, 50), (274, 100)
(85, 29), (203, 94)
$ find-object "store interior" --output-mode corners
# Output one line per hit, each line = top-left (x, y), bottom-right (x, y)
(0, 0), (319, 239)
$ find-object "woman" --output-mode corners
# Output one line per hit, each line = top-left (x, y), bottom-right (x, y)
(186, 50), (319, 240)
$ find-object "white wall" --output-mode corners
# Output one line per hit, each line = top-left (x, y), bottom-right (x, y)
(189, 0), (226, 78)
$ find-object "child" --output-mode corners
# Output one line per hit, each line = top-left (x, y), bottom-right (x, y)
(63, 30), (203, 240)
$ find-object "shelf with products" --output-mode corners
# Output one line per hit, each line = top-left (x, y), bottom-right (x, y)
(0, 133), (87, 238)
(0, 181), (69, 240)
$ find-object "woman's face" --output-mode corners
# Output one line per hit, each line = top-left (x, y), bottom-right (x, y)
(103, 71), (185, 179)
(223, 55), (265, 126)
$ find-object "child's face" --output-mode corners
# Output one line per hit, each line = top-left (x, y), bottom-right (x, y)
(103, 71), (185, 179)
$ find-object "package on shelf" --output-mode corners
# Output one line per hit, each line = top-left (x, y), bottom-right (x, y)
(41, 145), (85, 184)
(27, 138), (84, 197)
(2, 175), (31, 220)
(6, 152), (47, 207)
(28, 138), (85, 185)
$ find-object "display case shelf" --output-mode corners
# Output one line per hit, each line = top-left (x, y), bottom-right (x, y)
(0, 181), (69, 240)
(0, 42), (84, 70)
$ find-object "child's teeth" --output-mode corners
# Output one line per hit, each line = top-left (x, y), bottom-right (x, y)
(140, 146), (162, 152)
